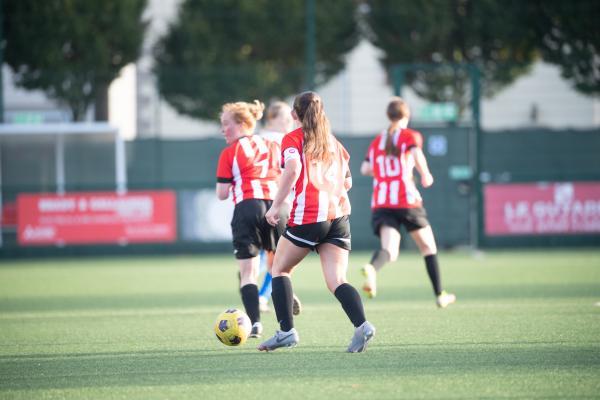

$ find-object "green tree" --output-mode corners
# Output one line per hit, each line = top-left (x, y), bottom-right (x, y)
(526, 0), (600, 95)
(3, 0), (147, 121)
(362, 0), (538, 112)
(154, 0), (359, 121)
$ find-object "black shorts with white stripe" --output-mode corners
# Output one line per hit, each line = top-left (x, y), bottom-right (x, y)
(283, 215), (351, 251)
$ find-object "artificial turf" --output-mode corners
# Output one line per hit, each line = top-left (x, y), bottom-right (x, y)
(1, 250), (599, 399)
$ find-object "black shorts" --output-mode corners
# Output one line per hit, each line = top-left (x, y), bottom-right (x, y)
(231, 199), (283, 259)
(371, 207), (430, 236)
(283, 215), (351, 251)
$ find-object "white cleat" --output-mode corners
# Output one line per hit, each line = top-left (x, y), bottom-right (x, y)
(257, 328), (299, 352)
(436, 291), (456, 308)
(347, 321), (376, 353)
(249, 322), (263, 338)
(361, 264), (377, 298)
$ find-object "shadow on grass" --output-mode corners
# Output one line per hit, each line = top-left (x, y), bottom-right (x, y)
(0, 344), (598, 391)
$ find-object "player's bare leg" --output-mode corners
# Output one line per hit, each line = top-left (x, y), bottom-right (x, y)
(238, 256), (259, 287)
(363, 226), (400, 298)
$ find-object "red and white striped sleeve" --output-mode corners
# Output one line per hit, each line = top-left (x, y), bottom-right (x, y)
(216, 146), (233, 183)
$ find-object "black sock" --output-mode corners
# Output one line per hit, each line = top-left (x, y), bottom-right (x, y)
(240, 284), (260, 324)
(334, 283), (366, 328)
(369, 249), (391, 271)
(424, 254), (442, 296)
(271, 276), (294, 332)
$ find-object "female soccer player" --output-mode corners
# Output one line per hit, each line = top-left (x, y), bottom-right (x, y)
(216, 100), (282, 338)
(360, 97), (456, 308)
(256, 101), (301, 314)
(258, 91), (375, 353)
(259, 101), (295, 143)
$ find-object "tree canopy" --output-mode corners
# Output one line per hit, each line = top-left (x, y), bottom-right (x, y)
(526, 0), (600, 95)
(363, 0), (599, 109)
(4, 0), (597, 124)
(3, 0), (147, 121)
(362, 0), (538, 111)
(154, 0), (360, 120)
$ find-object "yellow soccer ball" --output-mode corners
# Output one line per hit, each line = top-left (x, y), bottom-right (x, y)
(214, 308), (251, 346)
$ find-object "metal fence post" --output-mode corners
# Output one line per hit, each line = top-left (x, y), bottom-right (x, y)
(305, 0), (316, 91)
(469, 64), (483, 249)
(392, 65), (404, 97)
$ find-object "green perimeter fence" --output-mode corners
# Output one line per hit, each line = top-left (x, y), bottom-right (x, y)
(1, 127), (599, 258)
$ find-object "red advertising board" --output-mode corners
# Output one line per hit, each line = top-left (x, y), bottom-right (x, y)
(17, 191), (177, 245)
(484, 182), (600, 236)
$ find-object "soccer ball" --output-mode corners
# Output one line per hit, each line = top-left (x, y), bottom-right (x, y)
(214, 308), (251, 346)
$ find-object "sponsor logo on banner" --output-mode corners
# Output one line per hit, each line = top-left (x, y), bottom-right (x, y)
(484, 182), (600, 236)
(17, 191), (176, 245)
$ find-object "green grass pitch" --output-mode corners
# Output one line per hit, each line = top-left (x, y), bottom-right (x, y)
(1, 250), (599, 399)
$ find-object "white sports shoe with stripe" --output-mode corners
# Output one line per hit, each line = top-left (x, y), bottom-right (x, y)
(347, 321), (376, 353)
(257, 328), (299, 352)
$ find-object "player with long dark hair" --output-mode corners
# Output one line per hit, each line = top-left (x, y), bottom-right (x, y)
(258, 91), (375, 353)
(360, 97), (456, 308)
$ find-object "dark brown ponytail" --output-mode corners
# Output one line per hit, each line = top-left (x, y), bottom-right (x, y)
(293, 91), (332, 164)
(384, 97), (410, 156)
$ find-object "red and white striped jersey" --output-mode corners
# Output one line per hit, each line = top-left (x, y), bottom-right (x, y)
(216, 135), (281, 205)
(282, 128), (351, 226)
(365, 128), (423, 209)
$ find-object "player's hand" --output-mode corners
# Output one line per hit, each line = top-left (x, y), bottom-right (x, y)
(265, 205), (280, 226)
(421, 173), (434, 188)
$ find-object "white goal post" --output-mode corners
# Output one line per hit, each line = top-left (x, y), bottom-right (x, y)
(0, 122), (127, 247)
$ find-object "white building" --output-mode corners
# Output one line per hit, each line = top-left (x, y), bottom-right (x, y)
(3, 0), (599, 138)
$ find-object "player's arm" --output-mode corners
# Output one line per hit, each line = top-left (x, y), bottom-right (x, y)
(276, 158), (301, 207)
(265, 157), (301, 226)
(360, 160), (373, 176)
(216, 148), (233, 200)
(411, 146), (434, 188)
(361, 147), (374, 176)
(215, 182), (231, 200)
(341, 145), (353, 190)
(344, 169), (353, 191)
